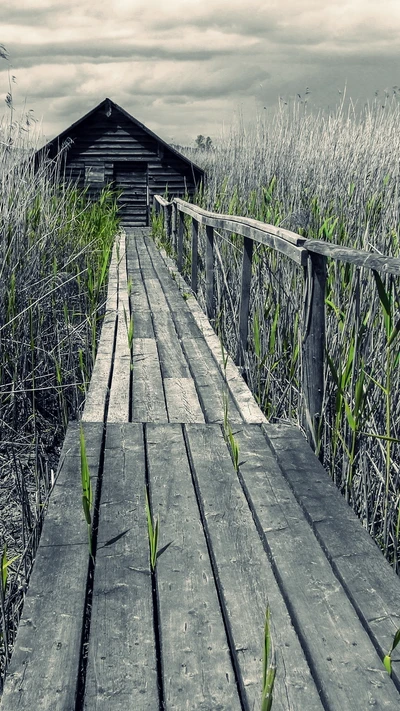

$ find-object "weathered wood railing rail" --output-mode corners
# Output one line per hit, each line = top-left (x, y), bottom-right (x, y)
(153, 194), (400, 448)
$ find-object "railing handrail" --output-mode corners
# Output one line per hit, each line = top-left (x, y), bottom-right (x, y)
(305, 239), (400, 276)
(154, 194), (400, 276)
(154, 196), (307, 265)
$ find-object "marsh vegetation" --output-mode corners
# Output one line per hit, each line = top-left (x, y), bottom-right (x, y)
(172, 95), (400, 571)
(0, 110), (119, 687)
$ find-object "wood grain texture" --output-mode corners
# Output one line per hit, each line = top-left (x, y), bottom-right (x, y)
(131, 310), (155, 338)
(184, 423), (324, 711)
(142, 236), (203, 339)
(146, 424), (241, 710)
(144, 278), (170, 311)
(0, 423), (103, 711)
(173, 198), (307, 265)
(305, 239), (400, 275)
(84, 424), (158, 711)
(264, 422), (400, 691)
(180, 337), (243, 424)
(131, 338), (167, 422)
(82, 237), (120, 422)
(152, 312), (191, 378)
(163, 378), (204, 423)
(108, 234), (131, 422)
(153, 239), (265, 424)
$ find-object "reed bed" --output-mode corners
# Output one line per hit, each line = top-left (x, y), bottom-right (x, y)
(173, 95), (400, 571)
(0, 115), (119, 689)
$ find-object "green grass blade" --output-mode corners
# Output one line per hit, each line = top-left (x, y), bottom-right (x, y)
(383, 654), (392, 675)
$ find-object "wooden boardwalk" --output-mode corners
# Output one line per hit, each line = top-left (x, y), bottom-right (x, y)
(1, 229), (399, 710)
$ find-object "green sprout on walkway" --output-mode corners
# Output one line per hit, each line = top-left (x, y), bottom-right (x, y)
(383, 627), (400, 676)
(145, 491), (159, 571)
(261, 605), (276, 711)
(80, 426), (93, 558)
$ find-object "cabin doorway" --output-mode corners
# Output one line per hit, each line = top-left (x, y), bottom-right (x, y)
(113, 162), (148, 226)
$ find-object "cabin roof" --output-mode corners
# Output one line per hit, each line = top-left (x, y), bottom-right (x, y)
(38, 97), (205, 177)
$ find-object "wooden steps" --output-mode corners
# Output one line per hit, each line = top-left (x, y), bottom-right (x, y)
(1, 228), (399, 711)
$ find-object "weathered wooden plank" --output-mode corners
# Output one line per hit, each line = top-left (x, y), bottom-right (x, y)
(184, 423), (325, 711)
(129, 278), (150, 314)
(82, 235), (122, 421)
(142, 236), (203, 339)
(154, 239), (266, 423)
(305, 239), (400, 275)
(84, 424), (158, 711)
(168, 306), (203, 339)
(1, 423), (103, 711)
(82, 355), (111, 422)
(108, 234), (132, 423)
(180, 338), (243, 424)
(249, 423), (400, 708)
(184, 296), (266, 424)
(83, 313), (116, 422)
(146, 424), (241, 710)
(264, 422), (400, 690)
(173, 198), (308, 265)
(163, 378), (205, 423)
(131, 310), (154, 338)
(152, 312), (191, 378)
(107, 352), (131, 422)
(144, 278), (170, 311)
(131, 338), (167, 422)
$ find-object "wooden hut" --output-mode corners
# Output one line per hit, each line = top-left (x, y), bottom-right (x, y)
(37, 98), (205, 226)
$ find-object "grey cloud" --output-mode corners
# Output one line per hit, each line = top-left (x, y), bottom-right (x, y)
(126, 62), (270, 101)
(0, 3), (70, 26)
(7, 40), (240, 70)
(145, 5), (279, 37)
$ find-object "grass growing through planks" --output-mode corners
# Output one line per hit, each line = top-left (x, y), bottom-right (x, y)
(80, 426), (93, 558)
(145, 491), (159, 571)
(123, 305), (135, 352)
(172, 94), (400, 568)
(261, 605), (276, 711)
(383, 628), (400, 676)
(219, 337), (240, 471)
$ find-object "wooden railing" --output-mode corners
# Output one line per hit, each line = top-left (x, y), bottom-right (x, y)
(153, 195), (400, 449)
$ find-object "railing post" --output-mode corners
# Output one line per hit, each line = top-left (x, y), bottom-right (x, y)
(191, 218), (199, 294)
(236, 236), (254, 366)
(205, 225), (214, 321)
(302, 251), (326, 453)
(172, 203), (178, 254)
(177, 211), (184, 272)
(165, 203), (172, 244)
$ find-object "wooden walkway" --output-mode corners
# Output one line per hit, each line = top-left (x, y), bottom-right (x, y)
(1, 229), (399, 710)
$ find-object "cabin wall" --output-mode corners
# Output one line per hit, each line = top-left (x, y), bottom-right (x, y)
(52, 108), (202, 226)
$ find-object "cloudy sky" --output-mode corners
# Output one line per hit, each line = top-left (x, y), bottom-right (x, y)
(1, 0), (400, 145)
